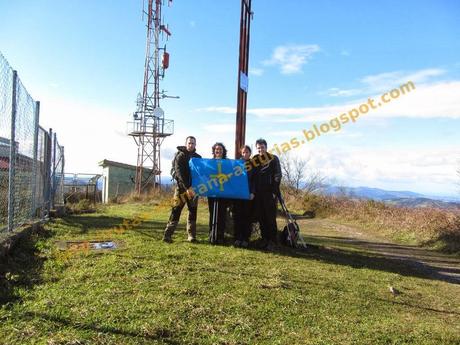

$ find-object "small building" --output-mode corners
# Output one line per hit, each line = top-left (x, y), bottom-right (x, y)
(98, 159), (152, 203)
(0, 137), (34, 178)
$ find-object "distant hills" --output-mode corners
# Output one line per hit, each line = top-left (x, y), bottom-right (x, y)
(322, 186), (460, 209)
(64, 174), (459, 210)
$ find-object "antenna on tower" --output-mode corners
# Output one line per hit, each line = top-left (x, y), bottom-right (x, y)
(128, 0), (176, 194)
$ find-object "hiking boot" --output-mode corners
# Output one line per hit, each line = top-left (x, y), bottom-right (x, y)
(186, 220), (197, 242)
(241, 241), (249, 248)
(164, 220), (178, 241)
(258, 239), (268, 249)
(266, 241), (278, 251)
(234, 240), (242, 247)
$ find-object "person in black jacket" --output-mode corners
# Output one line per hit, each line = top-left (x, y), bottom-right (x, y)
(163, 136), (202, 243)
(233, 145), (255, 248)
(252, 138), (282, 250)
(208, 142), (228, 244)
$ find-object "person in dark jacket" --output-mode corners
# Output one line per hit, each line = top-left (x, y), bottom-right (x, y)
(233, 145), (255, 248)
(252, 138), (282, 250)
(208, 142), (228, 244)
(163, 136), (202, 243)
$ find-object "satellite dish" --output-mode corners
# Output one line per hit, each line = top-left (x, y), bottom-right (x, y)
(153, 107), (164, 118)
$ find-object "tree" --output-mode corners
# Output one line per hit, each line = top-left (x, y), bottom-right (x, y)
(279, 153), (325, 196)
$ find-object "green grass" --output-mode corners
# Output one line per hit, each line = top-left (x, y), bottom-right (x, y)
(1, 201), (460, 344)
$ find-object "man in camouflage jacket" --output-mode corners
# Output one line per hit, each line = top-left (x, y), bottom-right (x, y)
(163, 136), (201, 242)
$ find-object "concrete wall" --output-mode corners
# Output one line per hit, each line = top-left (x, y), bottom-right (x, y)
(101, 165), (136, 203)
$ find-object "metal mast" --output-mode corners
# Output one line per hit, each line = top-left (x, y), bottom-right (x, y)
(129, 0), (175, 194)
(235, 0), (253, 158)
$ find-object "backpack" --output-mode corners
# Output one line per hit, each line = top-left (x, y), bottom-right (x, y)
(281, 221), (301, 247)
(170, 151), (181, 181)
(278, 194), (308, 248)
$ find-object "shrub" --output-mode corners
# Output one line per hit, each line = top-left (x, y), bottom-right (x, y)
(283, 189), (460, 253)
(68, 199), (94, 214)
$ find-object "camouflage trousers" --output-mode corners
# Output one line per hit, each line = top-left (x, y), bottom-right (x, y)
(163, 187), (198, 240)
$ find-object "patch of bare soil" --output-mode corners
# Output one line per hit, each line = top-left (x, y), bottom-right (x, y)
(298, 218), (460, 284)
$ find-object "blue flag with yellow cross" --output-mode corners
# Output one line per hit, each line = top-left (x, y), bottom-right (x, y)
(189, 158), (250, 199)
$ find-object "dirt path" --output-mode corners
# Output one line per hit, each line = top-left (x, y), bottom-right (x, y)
(296, 218), (460, 284)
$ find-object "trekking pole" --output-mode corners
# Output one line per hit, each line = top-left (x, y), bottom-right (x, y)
(211, 199), (218, 243)
(211, 199), (215, 243)
(277, 194), (291, 221)
(277, 193), (308, 249)
(215, 200), (219, 243)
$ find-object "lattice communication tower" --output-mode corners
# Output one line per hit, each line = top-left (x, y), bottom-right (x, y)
(128, 0), (176, 193)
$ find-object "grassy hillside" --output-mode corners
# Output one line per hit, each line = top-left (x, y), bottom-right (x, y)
(1, 201), (459, 344)
(290, 193), (460, 254)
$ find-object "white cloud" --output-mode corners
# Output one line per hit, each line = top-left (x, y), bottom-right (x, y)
(203, 123), (235, 133)
(247, 104), (352, 122)
(38, 95), (136, 172)
(327, 68), (446, 97)
(189, 20), (196, 28)
(249, 67), (264, 76)
(360, 68), (445, 92)
(369, 80), (460, 119)
(324, 87), (362, 97)
(263, 44), (320, 75)
(340, 49), (350, 56)
(296, 146), (460, 195)
(201, 78), (460, 121)
(197, 106), (234, 114)
(267, 130), (301, 137)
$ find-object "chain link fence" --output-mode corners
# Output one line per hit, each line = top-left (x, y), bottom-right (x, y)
(0, 53), (13, 231)
(52, 136), (65, 207)
(63, 173), (102, 204)
(1, 52), (65, 233)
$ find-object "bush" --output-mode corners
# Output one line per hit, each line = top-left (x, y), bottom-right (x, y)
(64, 190), (101, 204)
(118, 186), (174, 206)
(301, 194), (334, 217)
(282, 188), (460, 253)
(68, 199), (94, 214)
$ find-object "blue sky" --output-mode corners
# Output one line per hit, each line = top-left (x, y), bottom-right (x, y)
(1, 0), (459, 196)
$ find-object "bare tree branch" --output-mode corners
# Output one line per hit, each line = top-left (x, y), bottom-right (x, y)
(279, 153), (326, 196)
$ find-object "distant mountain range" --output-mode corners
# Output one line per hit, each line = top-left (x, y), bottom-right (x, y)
(322, 186), (460, 209)
(64, 174), (459, 209)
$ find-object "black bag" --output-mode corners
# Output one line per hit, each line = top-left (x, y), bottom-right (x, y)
(282, 221), (301, 247)
(278, 195), (301, 247)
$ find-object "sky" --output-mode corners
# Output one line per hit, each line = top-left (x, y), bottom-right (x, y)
(1, 0), (459, 197)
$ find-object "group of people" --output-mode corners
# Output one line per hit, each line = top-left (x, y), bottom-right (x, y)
(163, 136), (282, 250)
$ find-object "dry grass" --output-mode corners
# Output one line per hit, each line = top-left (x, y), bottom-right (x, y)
(285, 192), (460, 254)
(117, 185), (174, 207)
(66, 199), (95, 214)
(64, 190), (101, 204)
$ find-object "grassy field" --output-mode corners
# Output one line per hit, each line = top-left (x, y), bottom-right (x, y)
(1, 200), (459, 344)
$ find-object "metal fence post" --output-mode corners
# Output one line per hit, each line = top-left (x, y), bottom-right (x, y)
(51, 132), (57, 210)
(61, 146), (65, 205)
(7, 71), (18, 232)
(31, 101), (40, 217)
(45, 128), (52, 216)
